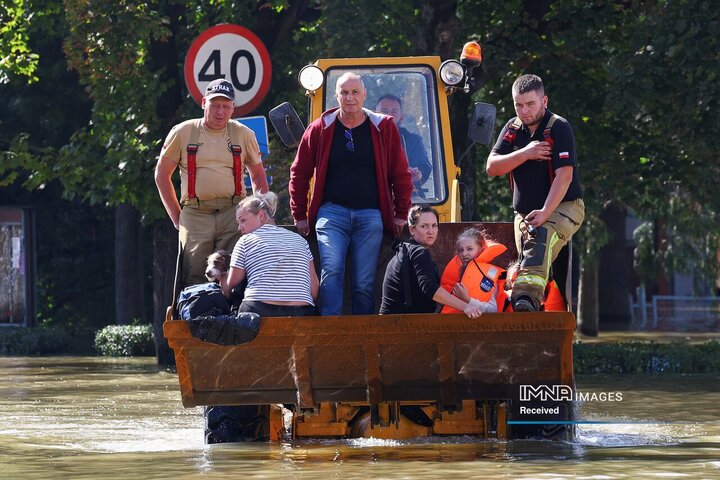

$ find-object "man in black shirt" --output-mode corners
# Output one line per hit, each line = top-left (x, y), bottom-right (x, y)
(486, 74), (585, 312)
(290, 73), (412, 315)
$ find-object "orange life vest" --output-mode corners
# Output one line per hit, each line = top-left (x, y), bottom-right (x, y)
(541, 280), (566, 311)
(440, 243), (507, 314)
(502, 279), (565, 312)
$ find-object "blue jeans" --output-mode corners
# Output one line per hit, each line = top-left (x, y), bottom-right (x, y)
(315, 203), (383, 315)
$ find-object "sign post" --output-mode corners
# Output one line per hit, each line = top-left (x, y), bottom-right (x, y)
(184, 24), (272, 117)
(237, 116), (272, 188)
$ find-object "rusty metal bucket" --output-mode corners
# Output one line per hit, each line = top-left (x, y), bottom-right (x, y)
(164, 311), (575, 410)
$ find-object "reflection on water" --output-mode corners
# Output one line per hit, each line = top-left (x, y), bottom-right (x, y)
(1, 357), (719, 479)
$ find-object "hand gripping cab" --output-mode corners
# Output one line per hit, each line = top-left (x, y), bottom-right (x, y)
(163, 43), (577, 442)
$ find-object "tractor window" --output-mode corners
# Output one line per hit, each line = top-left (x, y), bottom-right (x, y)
(324, 66), (447, 205)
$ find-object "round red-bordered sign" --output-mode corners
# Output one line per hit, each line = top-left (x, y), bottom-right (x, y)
(184, 24), (272, 117)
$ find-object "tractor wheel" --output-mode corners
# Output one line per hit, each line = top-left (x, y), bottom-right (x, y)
(507, 399), (575, 441)
(204, 405), (270, 444)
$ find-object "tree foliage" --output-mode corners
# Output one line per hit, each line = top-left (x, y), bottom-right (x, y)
(1, 0), (718, 334)
(0, 0), (39, 83)
(460, 0), (719, 286)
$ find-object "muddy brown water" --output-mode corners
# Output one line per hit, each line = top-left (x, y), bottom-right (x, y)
(1, 356), (719, 479)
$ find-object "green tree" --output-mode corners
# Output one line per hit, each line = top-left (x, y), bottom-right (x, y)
(459, 0), (719, 331)
(0, 0), (39, 83)
(2, 0), (718, 355)
(0, 0), (114, 334)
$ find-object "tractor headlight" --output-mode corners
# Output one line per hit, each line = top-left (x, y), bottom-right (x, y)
(298, 65), (324, 92)
(439, 60), (464, 86)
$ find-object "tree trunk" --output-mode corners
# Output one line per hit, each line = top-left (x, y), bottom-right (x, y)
(578, 253), (599, 336)
(598, 203), (632, 329)
(261, 0), (309, 53)
(420, 0), (462, 60)
(152, 218), (178, 367)
(147, 1), (184, 367)
(115, 203), (145, 325)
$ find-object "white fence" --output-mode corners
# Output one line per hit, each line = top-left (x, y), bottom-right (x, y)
(632, 295), (720, 331)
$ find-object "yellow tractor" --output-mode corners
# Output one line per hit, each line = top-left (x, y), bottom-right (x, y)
(164, 44), (576, 443)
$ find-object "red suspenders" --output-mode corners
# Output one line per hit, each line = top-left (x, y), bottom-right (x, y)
(231, 145), (243, 197)
(541, 118), (556, 184)
(185, 120), (243, 201)
(506, 114), (557, 190)
(186, 143), (200, 200)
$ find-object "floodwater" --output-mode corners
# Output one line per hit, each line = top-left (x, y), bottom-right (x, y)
(1, 356), (719, 479)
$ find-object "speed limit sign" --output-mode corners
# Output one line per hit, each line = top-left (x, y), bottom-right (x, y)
(184, 24), (272, 117)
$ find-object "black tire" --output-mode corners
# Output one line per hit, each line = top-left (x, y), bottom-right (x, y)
(507, 399), (575, 441)
(204, 405), (269, 444)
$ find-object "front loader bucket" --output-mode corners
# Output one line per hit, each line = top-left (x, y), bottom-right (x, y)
(163, 311), (575, 411)
(164, 222), (577, 440)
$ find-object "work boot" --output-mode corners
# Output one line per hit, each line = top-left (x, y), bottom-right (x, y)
(513, 295), (539, 312)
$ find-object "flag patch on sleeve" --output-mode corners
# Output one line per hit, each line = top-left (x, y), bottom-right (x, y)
(559, 151), (570, 159)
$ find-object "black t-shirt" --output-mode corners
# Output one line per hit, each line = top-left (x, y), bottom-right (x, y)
(491, 110), (583, 214)
(379, 239), (439, 314)
(323, 117), (379, 209)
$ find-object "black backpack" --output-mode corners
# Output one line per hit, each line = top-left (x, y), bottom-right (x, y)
(188, 312), (261, 346)
(177, 282), (231, 320)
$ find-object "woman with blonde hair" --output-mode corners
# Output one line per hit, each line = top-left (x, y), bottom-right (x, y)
(223, 191), (319, 317)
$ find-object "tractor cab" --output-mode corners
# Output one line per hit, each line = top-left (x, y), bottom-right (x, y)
(306, 60), (456, 211)
(270, 45), (497, 222)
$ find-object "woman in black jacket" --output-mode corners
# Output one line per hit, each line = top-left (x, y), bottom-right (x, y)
(379, 205), (483, 318)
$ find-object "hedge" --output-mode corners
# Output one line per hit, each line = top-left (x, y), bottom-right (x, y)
(0, 326), (75, 355)
(573, 340), (720, 374)
(94, 324), (155, 357)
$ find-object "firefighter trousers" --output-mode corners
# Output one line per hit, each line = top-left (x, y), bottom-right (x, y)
(179, 197), (241, 287)
(512, 198), (585, 306)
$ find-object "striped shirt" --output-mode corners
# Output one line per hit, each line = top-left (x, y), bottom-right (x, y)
(230, 224), (315, 305)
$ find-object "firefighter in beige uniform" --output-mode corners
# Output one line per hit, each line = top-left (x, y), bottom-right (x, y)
(155, 79), (269, 286)
(486, 74), (584, 312)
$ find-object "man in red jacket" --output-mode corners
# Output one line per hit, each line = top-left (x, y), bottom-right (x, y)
(289, 72), (413, 315)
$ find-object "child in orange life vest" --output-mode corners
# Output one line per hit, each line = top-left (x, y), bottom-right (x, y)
(440, 228), (507, 314)
(501, 260), (565, 312)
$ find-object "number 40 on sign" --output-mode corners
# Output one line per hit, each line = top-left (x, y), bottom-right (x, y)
(184, 24), (272, 117)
